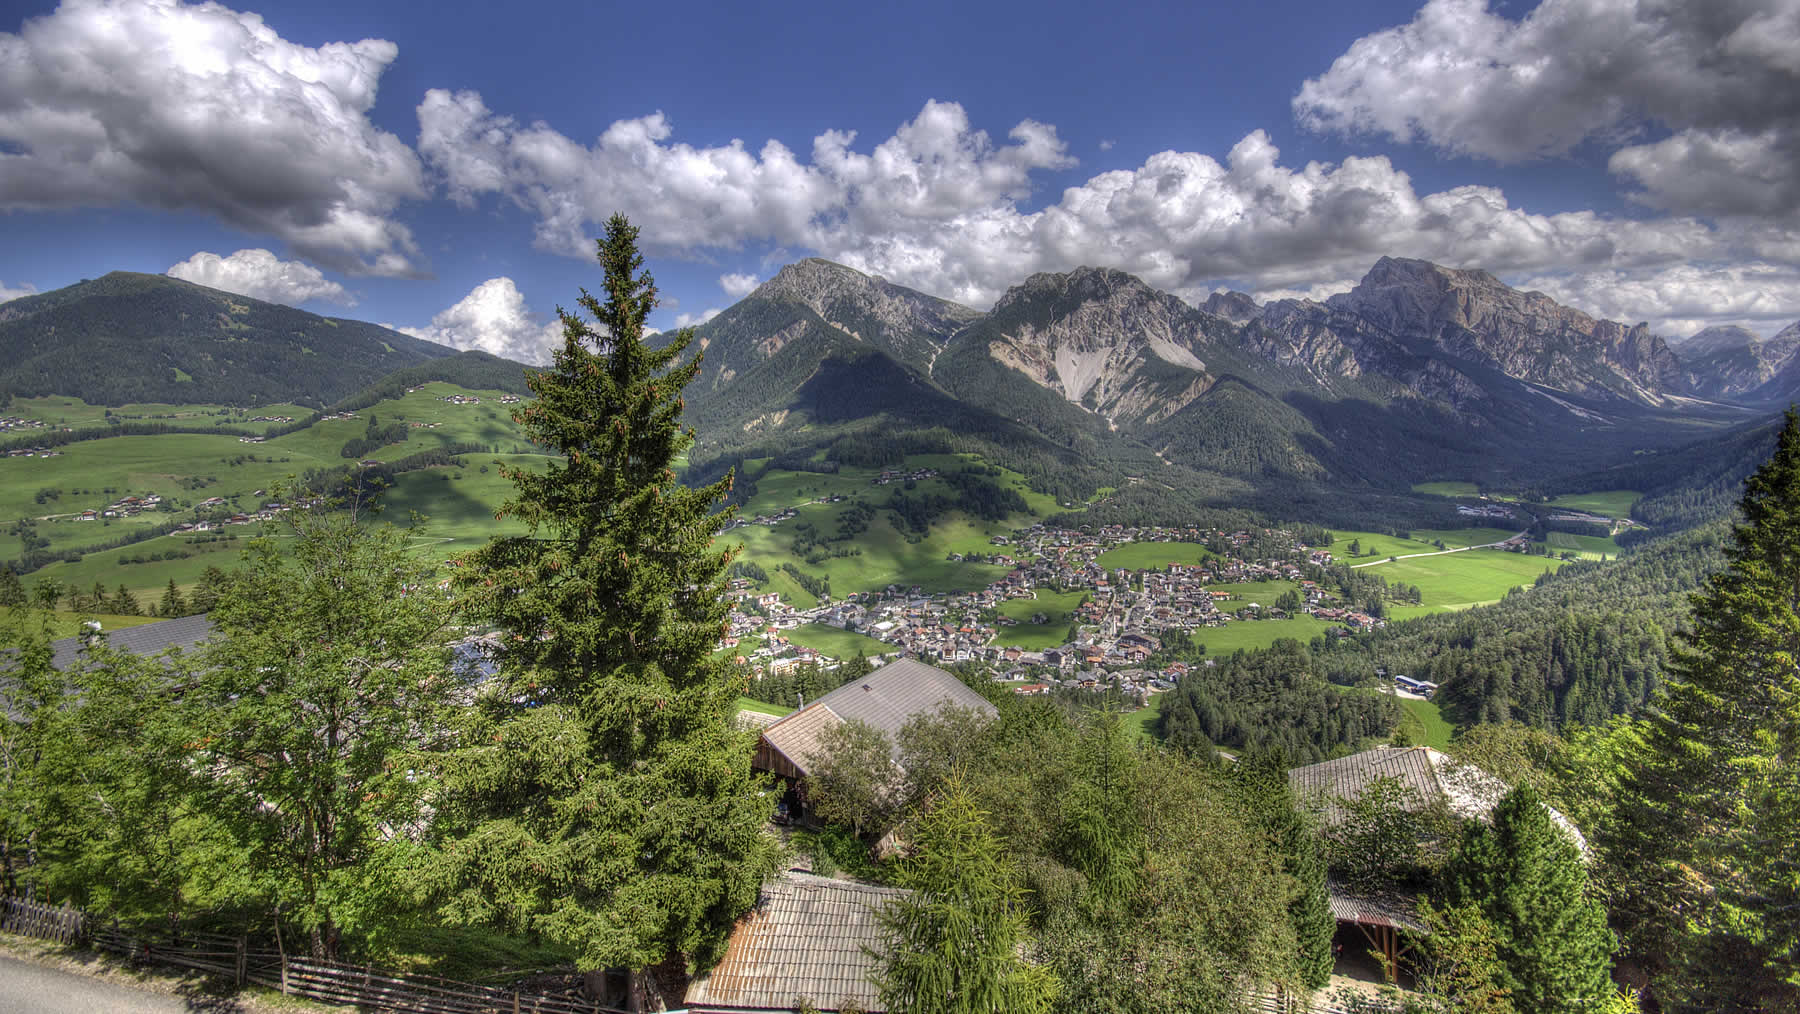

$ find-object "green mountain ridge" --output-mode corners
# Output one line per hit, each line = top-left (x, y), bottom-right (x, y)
(0, 271), (459, 407)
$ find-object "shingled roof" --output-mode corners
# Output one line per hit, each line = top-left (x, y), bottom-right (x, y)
(1289, 745), (1589, 853)
(757, 658), (996, 780)
(47, 614), (215, 671)
(684, 871), (907, 1013)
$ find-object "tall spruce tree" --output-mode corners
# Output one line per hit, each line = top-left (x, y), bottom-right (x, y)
(1605, 408), (1800, 1011)
(874, 775), (1057, 1014)
(1446, 786), (1613, 1013)
(432, 215), (777, 1000)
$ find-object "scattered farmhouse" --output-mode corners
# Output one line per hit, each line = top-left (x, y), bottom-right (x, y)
(752, 658), (996, 821)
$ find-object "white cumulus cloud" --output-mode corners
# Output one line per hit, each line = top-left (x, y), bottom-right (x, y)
(411, 92), (1789, 329)
(0, 0), (426, 275)
(399, 278), (561, 365)
(0, 280), (37, 303)
(1515, 262), (1800, 339)
(675, 308), (721, 328)
(167, 249), (351, 306)
(1294, 0), (1800, 221)
(719, 272), (760, 299)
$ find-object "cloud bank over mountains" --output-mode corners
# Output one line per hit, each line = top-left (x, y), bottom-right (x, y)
(3, 0), (1797, 340)
(167, 249), (353, 306)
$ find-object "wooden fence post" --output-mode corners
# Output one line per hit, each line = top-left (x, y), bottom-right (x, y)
(234, 936), (246, 988)
(279, 953), (288, 995)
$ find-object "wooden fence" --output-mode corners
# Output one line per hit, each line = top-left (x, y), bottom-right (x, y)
(3, 895), (612, 1013)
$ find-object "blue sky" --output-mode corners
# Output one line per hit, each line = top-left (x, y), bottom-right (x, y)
(3, 0), (1798, 363)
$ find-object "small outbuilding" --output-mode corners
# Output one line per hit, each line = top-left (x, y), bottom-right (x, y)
(684, 870), (907, 1014)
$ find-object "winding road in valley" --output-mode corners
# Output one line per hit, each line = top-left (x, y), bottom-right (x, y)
(1347, 530), (1531, 569)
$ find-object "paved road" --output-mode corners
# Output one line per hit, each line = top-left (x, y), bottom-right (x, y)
(1347, 530), (1530, 568)
(0, 955), (191, 1013)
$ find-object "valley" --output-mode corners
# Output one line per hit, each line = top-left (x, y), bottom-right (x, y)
(1, 258), (1791, 762)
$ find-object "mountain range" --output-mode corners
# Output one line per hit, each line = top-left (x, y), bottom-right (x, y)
(2, 259), (1793, 513)
(677, 255), (1788, 492)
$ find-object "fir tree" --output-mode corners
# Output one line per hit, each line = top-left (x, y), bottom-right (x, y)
(155, 579), (187, 619)
(1446, 786), (1613, 1013)
(432, 215), (778, 995)
(1605, 408), (1800, 1010)
(1234, 749), (1335, 990)
(874, 775), (1057, 1014)
(110, 583), (141, 616)
(0, 568), (24, 608)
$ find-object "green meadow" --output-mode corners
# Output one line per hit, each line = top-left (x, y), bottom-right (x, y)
(1094, 541), (1216, 570)
(1547, 530), (1622, 559)
(1546, 490), (1639, 518)
(781, 622), (892, 659)
(1206, 579), (1301, 608)
(1353, 548), (1562, 613)
(1192, 615), (1336, 656)
(1411, 481), (1482, 497)
(992, 589), (1089, 649)
(1328, 527), (1520, 560)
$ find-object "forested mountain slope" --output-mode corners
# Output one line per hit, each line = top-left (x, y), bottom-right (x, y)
(0, 272), (455, 406)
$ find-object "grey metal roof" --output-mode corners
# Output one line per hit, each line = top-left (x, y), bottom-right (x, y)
(758, 659), (996, 779)
(48, 614), (214, 671)
(1289, 745), (1589, 853)
(684, 871), (908, 1013)
(1326, 877), (1426, 932)
(800, 658), (995, 741)
(1288, 746), (1450, 826)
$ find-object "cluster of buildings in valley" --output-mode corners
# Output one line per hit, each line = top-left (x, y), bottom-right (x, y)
(77, 492), (165, 520)
(441, 394), (482, 405)
(720, 523), (1396, 706)
(0, 416), (50, 432)
(1455, 501), (1516, 520)
(870, 467), (939, 485)
(4, 446), (61, 457)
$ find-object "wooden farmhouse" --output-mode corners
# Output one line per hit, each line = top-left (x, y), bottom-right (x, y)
(752, 658), (997, 822)
(1288, 745), (1589, 977)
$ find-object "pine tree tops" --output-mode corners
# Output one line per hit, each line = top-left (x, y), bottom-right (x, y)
(435, 215), (777, 987)
(1605, 407), (1800, 1010)
(1448, 785), (1614, 1013)
(465, 213), (737, 715)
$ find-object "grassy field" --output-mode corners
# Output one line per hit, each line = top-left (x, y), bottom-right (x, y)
(1411, 481), (1481, 497)
(1547, 530), (1622, 559)
(1094, 541), (1216, 570)
(1207, 579), (1300, 608)
(1354, 549), (1562, 611)
(782, 622), (892, 659)
(992, 590), (1088, 649)
(1124, 695), (1164, 741)
(735, 696), (792, 718)
(1396, 696), (1454, 748)
(1193, 615), (1335, 656)
(1546, 490), (1640, 518)
(1329, 527), (1520, 560)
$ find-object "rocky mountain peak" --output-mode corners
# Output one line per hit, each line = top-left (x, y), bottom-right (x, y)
(1201, 290), (1261, 324)
(1321, 256), (1687, 403)
(1674, 324), (1760, 356)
